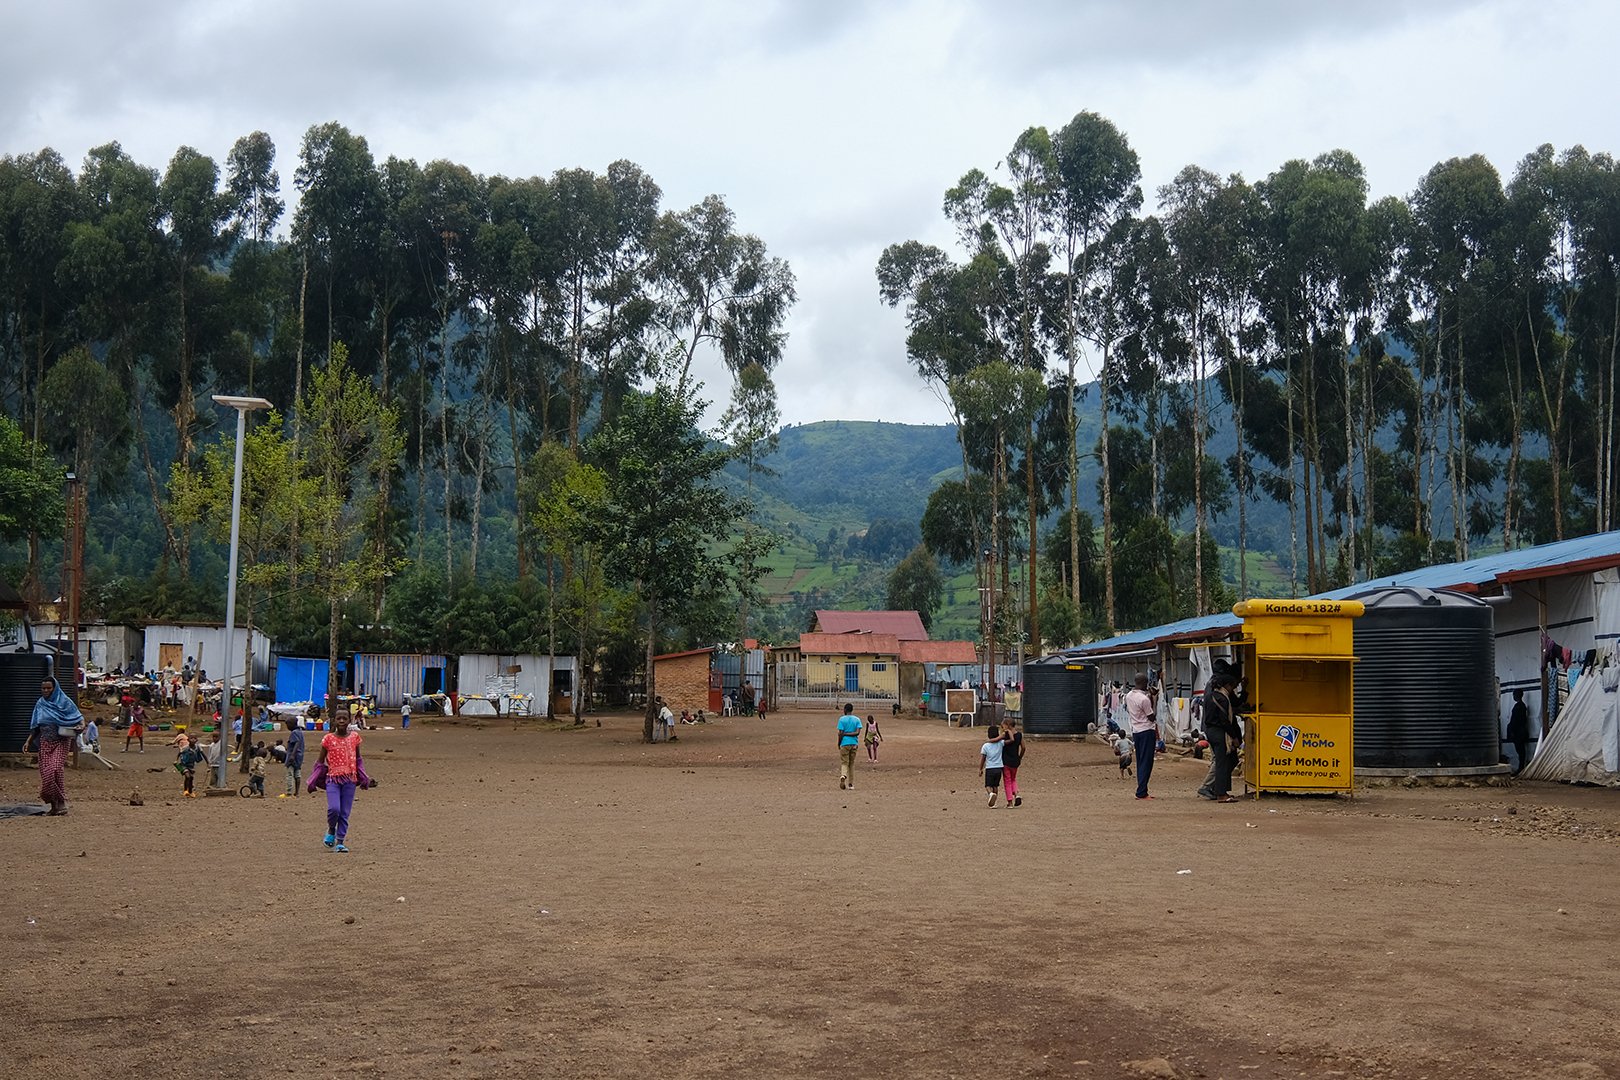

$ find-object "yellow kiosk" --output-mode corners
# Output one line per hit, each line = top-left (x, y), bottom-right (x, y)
(1232, 599), (1363, 796)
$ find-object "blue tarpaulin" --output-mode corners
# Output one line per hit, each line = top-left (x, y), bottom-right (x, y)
(274, 656), (345, 703)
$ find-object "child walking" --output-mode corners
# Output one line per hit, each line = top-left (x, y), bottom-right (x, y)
(864, 714), (883, 763)
(1001, 718), (1024, 807)
(978, 725), (1005, 808)
(317, 715), (363, 852)
(125, 703), (146, 753)
(248, 746), (267, 796)
(177, 740), (204, 797)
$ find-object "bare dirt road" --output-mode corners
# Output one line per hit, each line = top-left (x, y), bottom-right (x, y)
(3, 707), (1617, 1079)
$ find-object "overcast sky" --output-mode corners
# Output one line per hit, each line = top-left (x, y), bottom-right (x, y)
(4, 0), (1616, 430)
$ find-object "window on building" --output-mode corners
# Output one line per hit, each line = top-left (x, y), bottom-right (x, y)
(872, 661), (887, 672)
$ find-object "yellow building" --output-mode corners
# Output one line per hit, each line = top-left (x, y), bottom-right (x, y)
(774, 632), (901, 705)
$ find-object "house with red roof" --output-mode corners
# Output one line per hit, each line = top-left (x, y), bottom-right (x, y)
(772, 611), (980, 711)
(811, 609), (928, 641)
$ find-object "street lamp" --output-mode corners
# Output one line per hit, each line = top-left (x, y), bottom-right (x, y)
(212, 394), (272, 789)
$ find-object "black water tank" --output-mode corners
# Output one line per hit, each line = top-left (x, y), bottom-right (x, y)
(1351, 587), (1499, 769)
(0, 652), (53, 753)
(1022, 656), (1097, 735)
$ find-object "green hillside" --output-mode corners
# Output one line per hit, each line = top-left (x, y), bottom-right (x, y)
(733, 417), (1297, 645)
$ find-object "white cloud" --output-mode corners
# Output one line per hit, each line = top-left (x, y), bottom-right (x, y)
(4, 0), (1617, 427)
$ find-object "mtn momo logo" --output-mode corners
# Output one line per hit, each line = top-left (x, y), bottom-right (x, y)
(1276, 724), (1300, 752)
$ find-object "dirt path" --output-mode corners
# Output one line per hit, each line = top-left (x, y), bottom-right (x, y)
(3, 707), (1617, 1079)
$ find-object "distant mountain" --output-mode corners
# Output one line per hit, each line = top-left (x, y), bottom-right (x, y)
(745, 420), (964, 528)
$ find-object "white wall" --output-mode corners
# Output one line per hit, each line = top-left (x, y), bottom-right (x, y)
(142, 625), (271, 684)
(456, 653), (576, 704)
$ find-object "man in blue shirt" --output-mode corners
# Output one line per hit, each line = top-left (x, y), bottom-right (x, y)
(836, 703), (863, 790)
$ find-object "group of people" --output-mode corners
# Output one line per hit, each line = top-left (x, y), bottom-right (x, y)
(24, 675), (370, 850)
(827, 673), (1249, 806)
(977, 720), (1024, 807)
(1112, 668), (1245, 802)
(652, 692), (764, 742)
(834, 706), (886, 788)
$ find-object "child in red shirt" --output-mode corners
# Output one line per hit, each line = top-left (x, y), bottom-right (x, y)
(317, 715), (363, 852)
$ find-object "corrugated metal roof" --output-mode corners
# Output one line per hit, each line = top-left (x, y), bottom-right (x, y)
(1063, 529), (1620, 659)
(799, 632), (902, 655)
(813, 610), (929, 641)
(652, 647), (715, 662)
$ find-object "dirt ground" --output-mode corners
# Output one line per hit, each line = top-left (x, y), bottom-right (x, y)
(3, 705), (1618, 1080)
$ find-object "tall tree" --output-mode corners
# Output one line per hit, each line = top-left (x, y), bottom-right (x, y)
(299, 343), (404, 716)
(575, 378), (744, 742)
(887, 544), (944, 631)
(1051, 112), (1141, 614)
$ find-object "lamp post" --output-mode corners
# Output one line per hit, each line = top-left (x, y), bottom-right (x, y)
(212, 394), (272, 789)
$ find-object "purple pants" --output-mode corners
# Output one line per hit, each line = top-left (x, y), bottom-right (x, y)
(326, 778), (357, 840)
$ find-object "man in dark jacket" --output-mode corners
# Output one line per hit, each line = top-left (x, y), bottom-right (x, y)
(1506, 689), (1531, 774)
(280, 717), (305, 798)
(1197, 673), (1242, 802)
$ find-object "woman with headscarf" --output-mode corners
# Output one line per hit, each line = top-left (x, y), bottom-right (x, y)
(22, 675), (84, 816)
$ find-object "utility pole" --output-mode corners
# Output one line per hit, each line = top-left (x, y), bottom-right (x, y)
(63, 472), (83, 691)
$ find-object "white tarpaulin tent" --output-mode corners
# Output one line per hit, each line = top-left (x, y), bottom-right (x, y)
(1520, 569), (1620, 785)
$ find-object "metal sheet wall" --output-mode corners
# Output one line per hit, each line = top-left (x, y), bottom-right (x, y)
(355, 653), (448, 709)
(455, 653), (577, 703)
(142, 625), (270, 683)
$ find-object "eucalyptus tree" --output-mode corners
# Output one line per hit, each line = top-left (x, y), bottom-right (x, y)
(652, 190), (795, 452)
(1050, 111), (1141, 613)
(1563, 149), (1620, 530)
(0, 149), (85, 595)
(1159, 166), (1225, 613)
(944, 130), (1055, 649)
(225, 132), (282, 246)
(414, 157), (485, 586)
(550, 166), (614, 448)
(1405, 153), (1504, 556)
(1346, 194), (1410, 577)
(477, 173), (541, 576)
(0, 149), (81, 449)
(720, 360), (781, 640)
(1106, 213), (1182, 615)
(1189, 173), (1267, 597)
(158, 147), (233, 482)
(224, 131), (285, 395)
(1249, 152), (1374, 591)
(877, 238), (1008, 592)
(291, 122), (383, 382)
(592, 160), (662, 424)
(951, 360), (1045, 659)
(374, 155), (439, 565)
(63, 144), (171, 563)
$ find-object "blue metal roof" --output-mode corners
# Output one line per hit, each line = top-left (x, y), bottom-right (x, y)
(1063, 529), (1620, 659)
